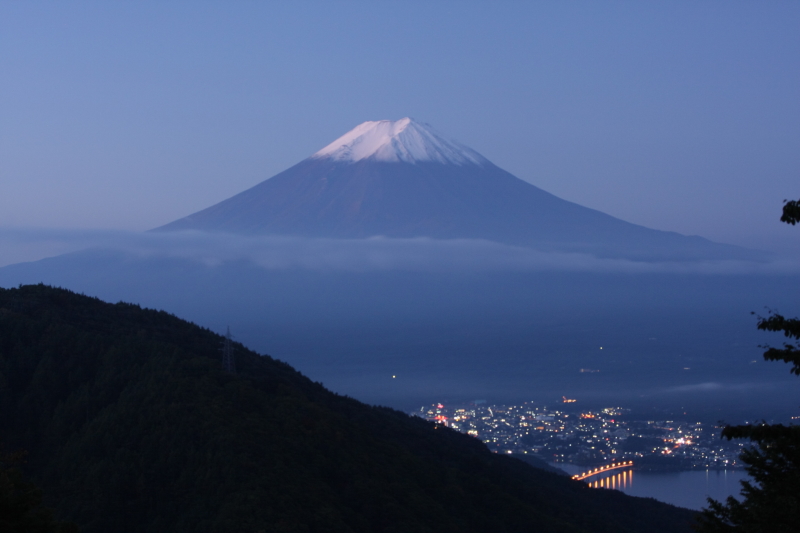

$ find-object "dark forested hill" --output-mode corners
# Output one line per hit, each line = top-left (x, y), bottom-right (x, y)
(0, 285), (695, 532)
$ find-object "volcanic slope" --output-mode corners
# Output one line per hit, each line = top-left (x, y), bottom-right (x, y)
(0, 284), (696, 533)
(156, 118), (754, 261)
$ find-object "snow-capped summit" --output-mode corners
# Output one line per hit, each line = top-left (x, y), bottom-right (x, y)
(312, 118), (488, 166)
(155, 118), (756, 261)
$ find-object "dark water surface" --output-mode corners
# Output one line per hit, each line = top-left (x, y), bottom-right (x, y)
(553, 463), (748, 510)
(618, 470), (748, 510)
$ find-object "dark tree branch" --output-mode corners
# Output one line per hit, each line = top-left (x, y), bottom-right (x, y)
(754, 313), (800, 374)
(780, 199), (800, 225)
(756, 313), (800, 340)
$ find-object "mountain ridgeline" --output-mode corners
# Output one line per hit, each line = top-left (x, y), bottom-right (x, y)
(156, 118), (756, 262)
(0, 285), (695, 532)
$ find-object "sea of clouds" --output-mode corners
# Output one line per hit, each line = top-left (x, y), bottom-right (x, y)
(1, 227), (799, 275)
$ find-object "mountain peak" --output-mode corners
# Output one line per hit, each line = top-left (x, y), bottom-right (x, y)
(312, 118), (489, 165)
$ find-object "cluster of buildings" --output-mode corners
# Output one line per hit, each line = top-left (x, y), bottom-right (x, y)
(414, 400), (746, 470)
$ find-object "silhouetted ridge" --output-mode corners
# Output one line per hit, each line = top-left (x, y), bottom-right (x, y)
(0, 285), (695, 532)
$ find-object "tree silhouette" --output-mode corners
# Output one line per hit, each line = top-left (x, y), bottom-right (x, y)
(0, 448), (78, 533)
(696, 199), (800, 532)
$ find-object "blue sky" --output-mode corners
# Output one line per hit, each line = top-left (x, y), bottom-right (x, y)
(1, 1), (798, 251)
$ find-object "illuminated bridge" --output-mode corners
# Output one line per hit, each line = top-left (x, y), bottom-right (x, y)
(572, 461), (634, 481)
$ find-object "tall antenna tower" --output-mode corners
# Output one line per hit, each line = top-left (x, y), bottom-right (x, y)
(221, 326), (236, 374)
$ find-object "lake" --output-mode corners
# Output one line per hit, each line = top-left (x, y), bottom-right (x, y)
(551, 463), (748, 510)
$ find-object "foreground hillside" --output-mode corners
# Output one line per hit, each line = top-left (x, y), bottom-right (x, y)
(0, 285), (695, 532)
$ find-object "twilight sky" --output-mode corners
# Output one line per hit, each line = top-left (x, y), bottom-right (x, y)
(1, 1), (798, 252)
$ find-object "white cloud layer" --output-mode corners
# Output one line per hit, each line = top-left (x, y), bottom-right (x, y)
(2, 228), (800, 274)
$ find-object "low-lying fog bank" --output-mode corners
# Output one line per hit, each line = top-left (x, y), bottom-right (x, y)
(2, 228), (798, 421)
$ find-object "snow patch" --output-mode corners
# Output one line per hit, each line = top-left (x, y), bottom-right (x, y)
(312, 118), (489, 165)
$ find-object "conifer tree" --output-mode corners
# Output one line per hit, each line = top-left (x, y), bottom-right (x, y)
(0, 449), (78, 533)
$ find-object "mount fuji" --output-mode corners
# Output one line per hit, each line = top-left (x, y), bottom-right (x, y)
(156, 118), (753, 261)
(1, 120), (793, 414)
